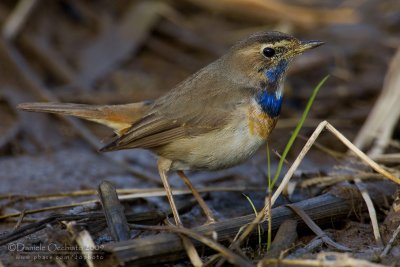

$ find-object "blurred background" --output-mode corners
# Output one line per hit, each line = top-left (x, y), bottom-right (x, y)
(0, 0), (400, 265)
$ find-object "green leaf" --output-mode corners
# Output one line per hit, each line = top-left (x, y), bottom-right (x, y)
(270, 75), (330, 188)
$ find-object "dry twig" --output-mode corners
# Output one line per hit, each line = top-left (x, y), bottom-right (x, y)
(66, 222), (96, 267)
(380, 223), (400, 257)
(2, 0), (39, 40)
(286, 204), (351, 251)
(354, 47), (400, 157)
(234, 121), (399, 253)
(258, 252), (388, 267)
(98, 181), (130, 241)
(131, 224), (255, 267)
(100, 191), (384, 265)
(264, 219), (297, 259)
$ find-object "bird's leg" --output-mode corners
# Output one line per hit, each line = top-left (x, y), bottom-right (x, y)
(177, 170), (216, 224)
(157, 159), (204, 266)
(157, 158), (182, 226)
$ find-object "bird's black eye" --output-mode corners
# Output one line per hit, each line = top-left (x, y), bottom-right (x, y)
(262, 47), (275, 58)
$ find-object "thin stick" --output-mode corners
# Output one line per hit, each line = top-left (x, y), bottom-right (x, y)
(131, 224), (255, 267)
(380, 223), (400, 257)
(326, 123), (400, 184)
(354, 179), (382, 245)
(104, 192), (375, 265)
(286, 204), (351, 251)
(297, 133), (345, 159)
(66, 222), (95, 267)
(300, 173), (383, 188)
(259, 252), (388, 267)
(326, 123), (397, 244)
(287, 236), (323, 259)
(13, 210), (26, 230)
(236, 121), (400, 247)
(273, 121), (387, 243)
(0, 186), (261, 201)
(0, 201), (98, 220)
(271, 121), (327, 205)
(2, 0), (39, 40)
(0, 187), (261, 221)
(264, 219), (297, 259)
(354, 47), (400, 156)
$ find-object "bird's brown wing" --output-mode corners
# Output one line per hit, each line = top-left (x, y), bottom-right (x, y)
(100, 60), (252, 152)
(99, 105), (235, 152)
(100, 113), (182, 151)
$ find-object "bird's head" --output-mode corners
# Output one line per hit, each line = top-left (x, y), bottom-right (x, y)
(225, 31), (323, 93)
(221, 31), (323, 118)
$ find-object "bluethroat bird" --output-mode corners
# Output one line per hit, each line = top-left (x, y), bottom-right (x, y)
(18, 31), (323, 225)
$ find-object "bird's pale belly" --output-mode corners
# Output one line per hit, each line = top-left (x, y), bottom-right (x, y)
(159, 104), (278, 171)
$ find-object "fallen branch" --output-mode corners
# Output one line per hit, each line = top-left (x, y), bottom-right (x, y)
(99, 185), (391, 266)
(98, 181), (130, 242)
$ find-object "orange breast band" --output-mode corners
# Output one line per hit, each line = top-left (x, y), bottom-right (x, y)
(248, 105), (278, 139)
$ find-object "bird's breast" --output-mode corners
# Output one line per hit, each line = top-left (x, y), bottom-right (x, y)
(156, 101), (278, 171)
(247, 100), (278, 139)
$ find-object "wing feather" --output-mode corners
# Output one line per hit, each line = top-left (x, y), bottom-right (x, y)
(99, 107), (234, 152)
(100, 114), (186, 151)
(100, 62), (252, 152)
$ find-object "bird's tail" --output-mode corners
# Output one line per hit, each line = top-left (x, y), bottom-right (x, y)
(17, 101), (152, 135)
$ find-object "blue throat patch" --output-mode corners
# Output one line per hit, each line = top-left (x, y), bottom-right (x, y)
(257, 60), (288, 117)
(257, 91), (283, 118)
(264, 60), (288, 83)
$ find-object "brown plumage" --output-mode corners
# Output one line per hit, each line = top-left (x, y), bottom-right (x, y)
(17, 101), (153, 136)
(17, 31), (323, 225)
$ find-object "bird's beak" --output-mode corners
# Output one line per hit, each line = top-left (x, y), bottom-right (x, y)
(294, 40), (324, 54)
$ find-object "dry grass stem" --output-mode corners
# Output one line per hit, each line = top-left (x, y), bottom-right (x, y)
(0, 202), (99, 220)
(235, 120), (399, 249)
(354, 179), (382, 245)
(0, 187), (259, 220)
(300, 173), (383, 188)
(0, 186), (259, 202)
(66, 222), (96, 267)
(180, 235), (203, 267)
(258, 252), (388, 267)
(325, 123), (400, 184)
(354, 47), (400, 157)
(286, 204), (351, 251)
(2, 0), (39, 40)
(131, 224), (255, 267)
(380, 223), (400, 257)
